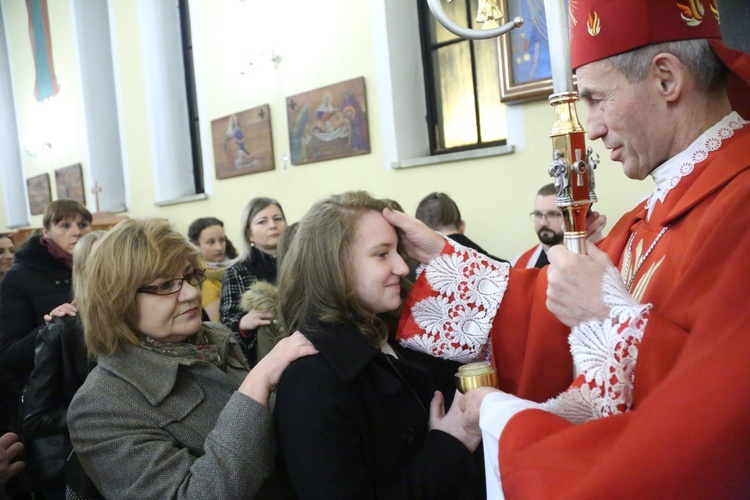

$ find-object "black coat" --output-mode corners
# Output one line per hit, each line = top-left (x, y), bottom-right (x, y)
(23, 315), (95, 444)
(20, 316), (95, 489)
(446, 234), (508, 264)
(0, 235), (73, 434)
(274, 322), (484, 499)
(0, 235), (74, 374)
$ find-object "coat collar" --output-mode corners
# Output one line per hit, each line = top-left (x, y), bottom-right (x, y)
(302, 322), (382, 383)
(14, 234), (71, 272)
(96, 323), (244, 406)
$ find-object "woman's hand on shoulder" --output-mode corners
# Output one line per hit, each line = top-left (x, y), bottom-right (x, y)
(428, 390), (481, 452)
(0, 432), (24, 486)
(43, 301), (78, 325)
(238, 331), (318, 407)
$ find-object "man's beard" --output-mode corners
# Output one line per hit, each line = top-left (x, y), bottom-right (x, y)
(537, 227), (564, 246)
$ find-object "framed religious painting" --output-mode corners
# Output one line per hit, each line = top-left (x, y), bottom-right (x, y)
(54, 163), (86, 204)
(211, 104), (275, 180)
(26, 173), (52, 215)
(498, 0), (570, 103)
(285, 76), (370, 166)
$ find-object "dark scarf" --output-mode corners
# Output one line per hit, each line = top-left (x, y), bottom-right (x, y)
(40, 237), (74, 269)
(247, 245), (278, 284)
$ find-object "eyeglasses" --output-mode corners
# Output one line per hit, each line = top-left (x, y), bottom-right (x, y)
(137, 269), (206, 296)
(530, 211), (563, 221)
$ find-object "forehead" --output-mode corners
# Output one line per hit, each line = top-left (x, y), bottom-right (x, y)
(199, 225), (224, 239)
(147, 259), (192, 282)
(0, 238), (13, 248)
(353, 211), (396, 247)
(53, 214), (86, 225)
(252, 205), (283, 221)
(576, 59), (625, 96)
(534, 195), (558, 211)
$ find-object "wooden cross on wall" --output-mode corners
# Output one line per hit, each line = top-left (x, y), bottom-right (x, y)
(91, 181), (102, 212)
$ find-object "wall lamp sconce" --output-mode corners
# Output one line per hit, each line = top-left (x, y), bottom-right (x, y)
(24, 141), (52, 158)
(240, 48), (281, 74)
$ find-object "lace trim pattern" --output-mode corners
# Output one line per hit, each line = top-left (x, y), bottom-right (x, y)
(400, 239), (510, 363)
(647, 113), (749, 211)
(542, 267), (651, 424)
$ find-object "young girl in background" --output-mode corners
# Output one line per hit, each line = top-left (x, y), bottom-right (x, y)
(188, 217), (237, 322)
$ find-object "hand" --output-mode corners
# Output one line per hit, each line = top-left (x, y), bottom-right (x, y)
(239, 331), (318, 407)
(586, 210), (607, 243)
(382, 208), (445, 264)
(44, 301), (78, 325)
(0, 432), (24, 487)
(429, 390), (481, 452)
(238, 309), (273, 332)
(458, 386), (499, 437)
(546, 241), (613, 326)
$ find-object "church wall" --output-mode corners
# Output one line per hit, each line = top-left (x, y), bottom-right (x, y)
(0, 0), (652, 260)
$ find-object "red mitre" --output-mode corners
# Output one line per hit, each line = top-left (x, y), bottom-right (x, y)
(569, 0), (750, 118)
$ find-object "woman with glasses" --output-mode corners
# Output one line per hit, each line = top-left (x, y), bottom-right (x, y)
(220, 197), (287, 364)
(67, 219), (316, 499)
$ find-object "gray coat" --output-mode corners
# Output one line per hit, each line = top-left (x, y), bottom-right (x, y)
(68, 322), (276, 499)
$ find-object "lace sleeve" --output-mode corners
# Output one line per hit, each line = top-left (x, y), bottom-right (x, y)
(397, 238), (510, 363)
(542, 266), (652, 423)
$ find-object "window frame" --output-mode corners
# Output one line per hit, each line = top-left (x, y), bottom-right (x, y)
(417, 0), (508, 155)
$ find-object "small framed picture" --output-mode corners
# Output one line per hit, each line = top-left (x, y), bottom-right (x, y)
(285, 76), (370, 165)
(55, 163), (86, 204)
(27, 173), (52, 215)
(211, 104), (275, 180)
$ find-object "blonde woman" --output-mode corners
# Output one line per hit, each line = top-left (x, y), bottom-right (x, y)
(68, 219), (315, 498)
(220, 197), (287, 364)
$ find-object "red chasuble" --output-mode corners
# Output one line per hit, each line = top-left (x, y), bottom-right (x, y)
(398, 120), (750, 497)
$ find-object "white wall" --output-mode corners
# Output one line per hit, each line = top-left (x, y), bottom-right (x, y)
(0, 0), (652, 260)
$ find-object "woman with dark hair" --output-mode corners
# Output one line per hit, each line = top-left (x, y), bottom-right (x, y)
(0, 200), (92, 437)
(187, 217), (238, 322)
(21, 230), (105, 497)
(67, 218), (315, 499)
(220, 197), (287, 364)
(0, 234), (15, 282)
(274, 191), (482, 498)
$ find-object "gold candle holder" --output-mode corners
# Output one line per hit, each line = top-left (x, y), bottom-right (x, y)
(455, 361), (498, 394)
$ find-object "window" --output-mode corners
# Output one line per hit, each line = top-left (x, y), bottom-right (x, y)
(138, 0), (204, 204)
(178, 0), (204, 195)
(417, 0), (508, 154)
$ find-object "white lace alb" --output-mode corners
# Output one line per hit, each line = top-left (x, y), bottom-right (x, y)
(401, 239), (509, 363)
(542, 267), (651, 424)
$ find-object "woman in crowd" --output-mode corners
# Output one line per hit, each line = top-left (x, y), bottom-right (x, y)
(67, 218), (316, 499)
(21, 230), (105, 498)
(220, 197), (287, 364)
(187, 217), (238, 322)
(0, 200), (92, 436)
(0, 234), (15, 282)
(274, 191), (482, 498)
(239, 221), (299, 362)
